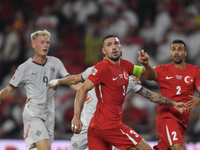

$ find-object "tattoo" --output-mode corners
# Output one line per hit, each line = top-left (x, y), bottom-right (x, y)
(139, 88), (173, 106)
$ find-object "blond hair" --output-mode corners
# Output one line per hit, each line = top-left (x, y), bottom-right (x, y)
(30, 29), (51, 42)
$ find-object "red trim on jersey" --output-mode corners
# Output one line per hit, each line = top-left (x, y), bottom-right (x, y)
(24, 124), (30, 140)
(26, 98), (31, 103)
(85, 97), (90, 102)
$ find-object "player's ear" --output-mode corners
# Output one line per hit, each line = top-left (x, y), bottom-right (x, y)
(31, 42), (35, 48)
(185, 50), (187, 57)
(102, 48), (106, 56)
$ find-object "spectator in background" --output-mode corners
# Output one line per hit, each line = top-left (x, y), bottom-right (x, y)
(35, 5), (59, 53)
(153, 0), (172, 44)
(121, 34), (141, 65)
(84, 19), (104, 67)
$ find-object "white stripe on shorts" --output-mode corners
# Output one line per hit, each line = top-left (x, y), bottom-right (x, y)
(120, 129), (137, 145)
(166, 125), (172, 146)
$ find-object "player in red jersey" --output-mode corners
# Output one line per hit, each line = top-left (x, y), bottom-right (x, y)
(153, 39), (200, 150)
(71, 35), (187, 150)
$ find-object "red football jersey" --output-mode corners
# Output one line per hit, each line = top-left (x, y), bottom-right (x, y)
(88, 58), (134, 129)
(154, 63), (200, 128)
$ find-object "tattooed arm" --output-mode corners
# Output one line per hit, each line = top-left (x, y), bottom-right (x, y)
(138, 87), (187, 113)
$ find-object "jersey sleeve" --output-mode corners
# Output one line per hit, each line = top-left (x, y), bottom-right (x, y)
(9, 65), (25, 88)
(56, 58), (70, 78)
(87, 63), (105, 85)
(195, 67), (200, 88)
(153, 65), (164, 82)
(122, 59), (142, 77)
(127, 76), (143, 94)
(82, 66), (94, 81)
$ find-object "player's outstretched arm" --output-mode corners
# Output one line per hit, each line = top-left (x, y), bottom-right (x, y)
(71, 79), (95, 134)
(49, 73), (83, 88)
(0, 85), (15, 103)
(138, 87), (187, 114)
(137, 50), (156, 80)
(186, 86), (200, 110)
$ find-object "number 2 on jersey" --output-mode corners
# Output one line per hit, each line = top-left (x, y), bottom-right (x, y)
(176, 86), (181, 95)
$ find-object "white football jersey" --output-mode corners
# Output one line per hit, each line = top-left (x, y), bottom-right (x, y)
(9, 56), (69, 119)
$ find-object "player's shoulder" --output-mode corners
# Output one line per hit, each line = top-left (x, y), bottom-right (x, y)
(17, 58), (32, 70)
(186, 63), (200, 69)
(47, 56), (61, 63)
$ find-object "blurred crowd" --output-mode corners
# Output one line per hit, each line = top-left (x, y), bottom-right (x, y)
(0, 0), (200, 142)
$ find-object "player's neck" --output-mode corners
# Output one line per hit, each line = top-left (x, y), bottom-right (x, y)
(107, 58), (120, 65)
(32, 55), (47, 65)
(172, 61), (186, 69)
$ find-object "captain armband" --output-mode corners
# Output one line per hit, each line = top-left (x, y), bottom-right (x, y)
(132, 65), (143, 77)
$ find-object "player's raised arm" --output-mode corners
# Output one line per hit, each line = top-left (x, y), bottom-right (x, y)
(0, 85), (15, 103)
(137, 50), (156, 80)
(138, 87), (187, 114)
(71, 79), (95, 134)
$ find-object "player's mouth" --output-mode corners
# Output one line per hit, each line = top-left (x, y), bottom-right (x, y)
(174, 55), (179, 59)
(112, 50), (118, 56)
(43, 49), (48, 52)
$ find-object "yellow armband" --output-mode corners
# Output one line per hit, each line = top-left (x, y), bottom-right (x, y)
(132, 65), (143, 77)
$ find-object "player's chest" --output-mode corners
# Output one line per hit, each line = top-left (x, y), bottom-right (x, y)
(106, 67), (129, 88)
(160, 72), (195, 88)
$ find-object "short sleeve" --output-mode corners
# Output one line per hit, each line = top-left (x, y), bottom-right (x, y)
(82, 66), (94, 81)
(87, 62), (105, 86)
(195, 67), (200, 88)
(57, 58), (70, 78)
(9, 65), (25, 88)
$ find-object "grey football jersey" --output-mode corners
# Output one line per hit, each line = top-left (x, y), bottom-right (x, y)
(80, 67), (143, 126)
(9, 56), (69, 118)
(81, 66), (97, 126)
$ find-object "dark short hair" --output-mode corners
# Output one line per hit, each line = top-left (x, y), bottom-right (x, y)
(102, 35), (117, 46)
(170, 39), (186, 49)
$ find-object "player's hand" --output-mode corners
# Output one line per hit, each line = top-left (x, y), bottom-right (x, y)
(186, 95), (200, 111)
(49, 79), (60, 89)
(173, 102), (188, 114)
(71, 117), (83, 134)
(133, 76), (141, 84)
(137, 49), (149, 66)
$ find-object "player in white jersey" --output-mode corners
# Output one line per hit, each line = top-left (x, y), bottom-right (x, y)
(0, 29), (80, 150)
(49, 66), (187, 150)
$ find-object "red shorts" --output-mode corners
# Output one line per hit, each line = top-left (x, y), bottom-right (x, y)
(88, 124), (142, 150)
(153, 118), (186, 150)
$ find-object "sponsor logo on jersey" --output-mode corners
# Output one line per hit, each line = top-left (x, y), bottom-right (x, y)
(166, 76), (173, 79)
(113, 77), (118, 81)
(91, 68), (98, 75)
(184, 76), (193, 84)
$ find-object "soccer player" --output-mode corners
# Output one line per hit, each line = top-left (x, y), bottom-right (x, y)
(0, 29), (80, 150)
(70, 35), (187, 150)
(49, 67), (187, 150)
(153, 39), (200, 150)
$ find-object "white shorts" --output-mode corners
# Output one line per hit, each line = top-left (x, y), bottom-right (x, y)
(22, 109), (55, 147)
(68, 125), (88, 150)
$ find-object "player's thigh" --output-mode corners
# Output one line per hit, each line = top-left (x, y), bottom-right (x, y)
(156, 119), (185, 149)
(36, 139), (51, 150)
(170, 143), (186, 150)
(68, 125), (88, 150)
(88, 126), (112, 150)
(128, 138), (152, 150)
(23, 112), (50, 146)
